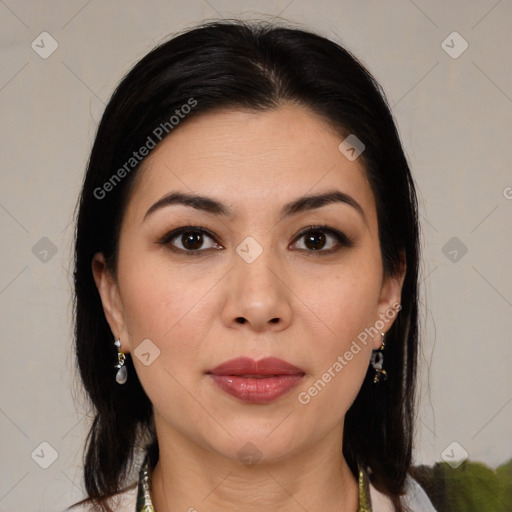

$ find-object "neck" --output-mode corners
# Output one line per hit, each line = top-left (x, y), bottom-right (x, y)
(150, 420), (359, 512)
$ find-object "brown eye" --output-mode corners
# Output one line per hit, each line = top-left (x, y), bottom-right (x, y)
(158, 226), (221, 253)
(180, 231), (206, 250)
(292, 225), (354, 254)
(303, 230), (327, 251)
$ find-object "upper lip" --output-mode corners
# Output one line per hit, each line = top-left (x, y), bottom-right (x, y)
(207, 357), (305, 377)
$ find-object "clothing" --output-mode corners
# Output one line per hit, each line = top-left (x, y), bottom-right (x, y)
(66, 455), (437, 512)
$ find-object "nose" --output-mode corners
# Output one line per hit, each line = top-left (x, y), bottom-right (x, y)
(220, 245), (293, 333)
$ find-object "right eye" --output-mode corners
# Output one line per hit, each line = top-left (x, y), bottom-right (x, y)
(157, 226), (223, 254)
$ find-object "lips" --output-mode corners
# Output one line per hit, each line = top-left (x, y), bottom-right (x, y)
(207, 357), (305, 404)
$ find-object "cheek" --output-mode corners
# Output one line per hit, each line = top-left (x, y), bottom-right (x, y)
(297, 288), (375, 421)
(296, 262), (381, 409)
(305, 261), (382, 346)
(117, 251), (214, 365)
(117, 261), (213, 416)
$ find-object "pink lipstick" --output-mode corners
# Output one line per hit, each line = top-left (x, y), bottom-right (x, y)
(207, 357), (305, 404)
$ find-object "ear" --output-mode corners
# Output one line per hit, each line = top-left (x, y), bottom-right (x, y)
(372, 252), (406, 350)
(91, 253), (131, 353)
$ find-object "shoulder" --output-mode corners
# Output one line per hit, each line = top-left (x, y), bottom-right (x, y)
(63, 484), (137, 512)
(369, 474), (438, 512)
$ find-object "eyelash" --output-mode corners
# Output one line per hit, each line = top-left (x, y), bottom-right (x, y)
(157, 224), (355, 256)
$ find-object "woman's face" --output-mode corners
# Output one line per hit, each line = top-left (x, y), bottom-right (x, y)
(94, 104), (404, 464)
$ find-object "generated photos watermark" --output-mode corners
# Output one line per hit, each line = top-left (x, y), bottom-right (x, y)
(93, 97), (197, 200)
(297, 302), (402, 405)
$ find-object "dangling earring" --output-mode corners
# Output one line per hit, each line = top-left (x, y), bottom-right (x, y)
(370, 332), (387, 384)
(114, 339), (128, 385)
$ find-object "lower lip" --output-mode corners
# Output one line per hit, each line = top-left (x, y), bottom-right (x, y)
(209, 374), (304, 404)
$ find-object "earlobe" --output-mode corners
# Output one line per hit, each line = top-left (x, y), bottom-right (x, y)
(91, 253), (129, 352)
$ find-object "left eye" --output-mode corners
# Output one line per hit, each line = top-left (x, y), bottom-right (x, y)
(291, 226), (353, 253)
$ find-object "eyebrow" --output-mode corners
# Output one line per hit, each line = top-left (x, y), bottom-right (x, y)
(143, 189), (367, 224)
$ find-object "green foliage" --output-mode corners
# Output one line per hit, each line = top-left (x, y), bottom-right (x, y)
(411, 458), (512, 512)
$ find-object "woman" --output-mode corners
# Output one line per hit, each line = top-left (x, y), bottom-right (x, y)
(68, 20), (437, 512)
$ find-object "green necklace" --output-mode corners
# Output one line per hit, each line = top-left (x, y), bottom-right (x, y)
(136, 456), (372, 511)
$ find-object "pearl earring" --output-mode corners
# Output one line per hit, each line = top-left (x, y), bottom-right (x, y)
(114, 339), (127, 384)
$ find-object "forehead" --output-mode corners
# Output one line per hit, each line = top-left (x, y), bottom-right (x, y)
(124, 105), (377, 226)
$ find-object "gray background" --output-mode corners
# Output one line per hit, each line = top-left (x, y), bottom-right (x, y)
(0, 1), (511, 510)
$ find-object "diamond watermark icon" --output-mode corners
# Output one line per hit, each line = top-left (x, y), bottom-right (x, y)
(31, 32), (59, 59)
(442, 236), (468, 263)
(236, 236), (263, 264)
(31, 441), (58, 469)
(32, 236), (58, 263)
(237, 442), (263, 466)
(441, 32), (468, 59)
(441, 441), (469, 469)
(134, 338), (161, 366)
(338, 134), (365, 161)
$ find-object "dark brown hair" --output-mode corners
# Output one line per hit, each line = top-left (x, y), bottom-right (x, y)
(72, 19), (420, 511)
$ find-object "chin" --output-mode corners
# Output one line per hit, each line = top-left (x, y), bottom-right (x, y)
(203, 420), (310, 466)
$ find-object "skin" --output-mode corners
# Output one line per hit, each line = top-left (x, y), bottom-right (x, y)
(93, 104), (405, 512)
